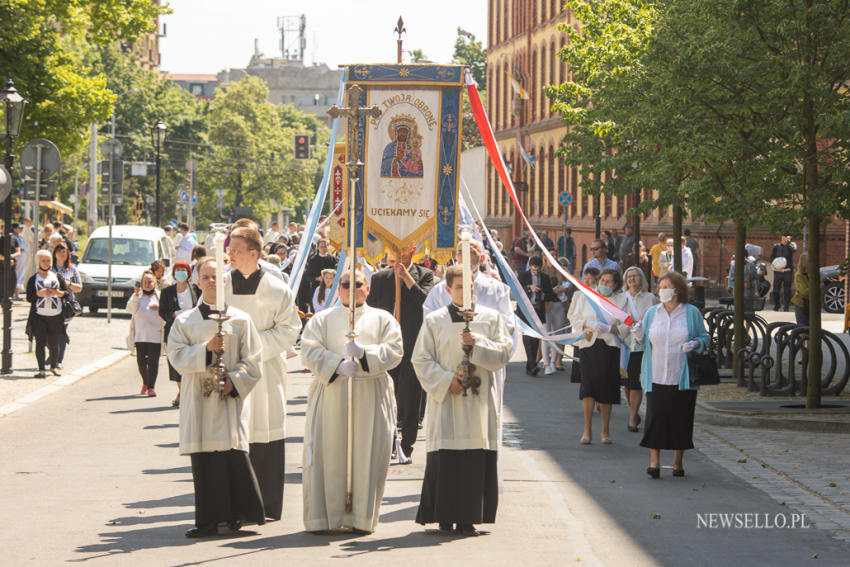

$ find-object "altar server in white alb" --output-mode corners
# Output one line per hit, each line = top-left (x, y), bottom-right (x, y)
(300, 268), (403, 533)
(224, 227), (301, 520)
(167, 257), (265, 538)
(412, 264), (513, 535)
(422, 236), (516, 344)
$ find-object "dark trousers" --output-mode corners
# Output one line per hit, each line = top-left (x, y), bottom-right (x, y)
(135, 342), (161, 389)
(58, 323), (69, 364)
(390, 359), (422, 457)
(522, 335), (540, 371)
(773, 270), (792, 309)
(33, 313), (63, 371)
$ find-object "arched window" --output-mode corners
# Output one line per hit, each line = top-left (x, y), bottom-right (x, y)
(561, 36), (567, 87)
(531, 49), (537, 123)
(548, 145), (556, 216)
(503, 61), (509, 130)
(539, 43), (546, 120)
(550, 40), (557, 115)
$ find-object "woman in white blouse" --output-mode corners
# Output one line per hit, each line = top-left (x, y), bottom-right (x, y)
(622, 266), (658, 432)
(26, 249), (67, 377)
(570, 268), (630, 445)
(127, 270), (164, 397)
(632, 271), (710, 478)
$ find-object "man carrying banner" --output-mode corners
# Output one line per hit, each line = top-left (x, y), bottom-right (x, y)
(300, 268), (403, 533)
(167, 257), (265, 538)
(366, 247), (434, 462)
(224, 227), (301, 521)
(412, 264), (513, 535)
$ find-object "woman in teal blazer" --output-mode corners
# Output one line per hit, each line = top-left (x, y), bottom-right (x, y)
(632, 272), (710, 479)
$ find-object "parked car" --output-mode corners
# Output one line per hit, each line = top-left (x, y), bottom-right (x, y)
(76, 225), (175, 313)
(820, 265), (845, 314)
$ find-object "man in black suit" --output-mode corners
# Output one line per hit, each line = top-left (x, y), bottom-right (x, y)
(516, 255), (556, 376)
(366, 245), (434, 462)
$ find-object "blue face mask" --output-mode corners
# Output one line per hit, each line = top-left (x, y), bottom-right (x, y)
(175, 271), (189, 283)
(598, 284), (613, 296)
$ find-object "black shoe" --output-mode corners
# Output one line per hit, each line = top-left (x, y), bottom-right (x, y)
(51, 368), (61, 376)
(647, 467), (660, 479)
(399, 455), (413, 465)
(438, 523), (454, 531)
(228, 517), (243, 531)
(627, 425), (639, 433)
(185, 525), (218, 538)
(526, 366), (539, 376)
(672, 468), (685, 477)
(456, 523), (478, 536)
(783, 306), (790, 312)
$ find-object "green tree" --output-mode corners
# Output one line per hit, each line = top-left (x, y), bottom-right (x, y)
(0, 0), (169, 155)
(551, 0), (850, 406)
(453, 28), (487, 150)
(200, 76), (326, 225)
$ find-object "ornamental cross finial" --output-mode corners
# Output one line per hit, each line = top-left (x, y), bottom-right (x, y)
(327, 84), (382, 177)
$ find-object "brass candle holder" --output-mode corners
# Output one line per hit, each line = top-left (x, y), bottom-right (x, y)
(202, 311), (230, 399)
(457, 309), (481, 396)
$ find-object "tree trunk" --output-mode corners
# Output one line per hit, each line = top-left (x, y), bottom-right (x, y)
(235, 170), (243, 208)
(806, 213), (822, 407)
(733, 220), (746, 387)
(673, 203), (683, 274)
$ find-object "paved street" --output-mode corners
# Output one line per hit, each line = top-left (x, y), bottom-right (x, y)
(2, 316), (849, 566)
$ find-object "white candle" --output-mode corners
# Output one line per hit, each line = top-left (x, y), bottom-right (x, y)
(214, 232), (225, 312)
(461, 229), (472, 310)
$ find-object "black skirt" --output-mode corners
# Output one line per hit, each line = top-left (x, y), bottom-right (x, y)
(570, 348), (582, 383)
(190, 449), (265, 528)
(579, 340), (621, 404)
(416, 449), (498, 525)
(624, 351), (643, 390)
(640, 384), (697, 450)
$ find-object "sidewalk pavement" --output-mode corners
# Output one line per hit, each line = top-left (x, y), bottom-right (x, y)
(0, 302), (132, 407)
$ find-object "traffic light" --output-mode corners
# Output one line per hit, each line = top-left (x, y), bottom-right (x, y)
(294, 134), (311, 160)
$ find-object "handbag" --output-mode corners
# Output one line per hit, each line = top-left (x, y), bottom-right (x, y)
(62, 296), (82, 320)
(56, 273), (82, 321)
(688, 352), (720, 386)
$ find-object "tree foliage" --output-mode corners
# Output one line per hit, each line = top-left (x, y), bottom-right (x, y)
(550, 0), (850, 406)
(0, 0), (169, 154)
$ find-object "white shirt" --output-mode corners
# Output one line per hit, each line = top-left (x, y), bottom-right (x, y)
(176, 285), (194, 313)
(648, 303), (689, 386)
(35, 272), (62, 317)
(133, 292), (164, 343)
(175, 232), (196, 263)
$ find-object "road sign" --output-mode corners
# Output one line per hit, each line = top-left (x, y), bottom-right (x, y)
(0, 167), (11, 202)
(215, 189), (226, 198)
(180, 191), (197, 203)
(22, 179), (57, 200)
(558, 192), (573, 207)
(20, 138), (60, 180)
(100, 138), (123, 159)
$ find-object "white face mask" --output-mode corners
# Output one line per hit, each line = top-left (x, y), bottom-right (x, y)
(659, 288), (676, 303)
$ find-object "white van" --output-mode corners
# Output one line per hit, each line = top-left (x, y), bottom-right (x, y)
(76, 225), (175, 313)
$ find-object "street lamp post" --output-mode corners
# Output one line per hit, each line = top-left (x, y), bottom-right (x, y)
(0, 75), (27, 374)
(149, 118), (167, 227)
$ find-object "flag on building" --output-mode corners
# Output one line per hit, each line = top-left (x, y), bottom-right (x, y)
(505, 70), (529, 100)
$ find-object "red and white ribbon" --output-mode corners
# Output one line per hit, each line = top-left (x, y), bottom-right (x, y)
(464, 70), (634, 326)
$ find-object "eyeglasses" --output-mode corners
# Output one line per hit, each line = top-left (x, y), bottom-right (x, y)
(339, 282), (364, 290)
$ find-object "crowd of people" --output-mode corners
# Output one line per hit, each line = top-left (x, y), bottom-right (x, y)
(131, 213), (724, 542)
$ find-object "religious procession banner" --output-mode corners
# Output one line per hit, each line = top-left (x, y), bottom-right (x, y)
(343, 64), (464, 264)
(327, 142), (348, 250)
